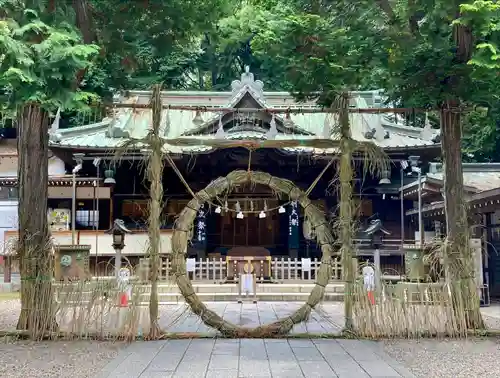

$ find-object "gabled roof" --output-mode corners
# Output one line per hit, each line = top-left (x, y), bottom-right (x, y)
(405, 163), (500, 216)
(49, 68), (440, 155)
(403, 163), (500, 196)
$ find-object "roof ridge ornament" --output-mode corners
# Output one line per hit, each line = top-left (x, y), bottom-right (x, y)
(163, 109), (171, 137)
(420, 111), (439, 142)
(106, 107), (131, 138)
(48, 108), (62, 143)
(265, 114), (278, 140)
(322, 114), (331, 139)
(215, 115), (226, 139)
(231, 66), (264, 98)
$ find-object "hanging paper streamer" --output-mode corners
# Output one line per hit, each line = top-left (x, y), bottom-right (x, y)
(195, 204), (207, 249)
(288, 201), (300, 250)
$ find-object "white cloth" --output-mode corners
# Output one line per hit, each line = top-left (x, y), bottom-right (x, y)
(186, 258), (196, 273)
(240, 274), (254, 295)
(362, 266), (375, 291)
(301, 258), (311, 272)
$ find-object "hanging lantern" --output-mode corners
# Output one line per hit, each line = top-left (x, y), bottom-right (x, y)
(215, 206), (222, 214)
(278, 205), (286, 214)
(259, 210), (266, 219)
(236, 211), (244, 219)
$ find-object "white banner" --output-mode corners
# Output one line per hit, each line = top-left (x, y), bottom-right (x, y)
(186, 258), (196, 273)
(240, 273), (254, 295)
(301, 258), (311, 272)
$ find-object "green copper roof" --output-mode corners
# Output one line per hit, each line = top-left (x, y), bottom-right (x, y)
(49, 69), (439, 154)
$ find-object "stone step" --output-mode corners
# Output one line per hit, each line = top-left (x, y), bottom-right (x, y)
(54, 283), (346, 303)
(138, 283), (345, 294)
(137, 291), (344, 303)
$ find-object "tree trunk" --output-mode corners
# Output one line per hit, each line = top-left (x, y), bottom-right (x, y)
(16, 104), (57, 338)
(440, 102), (484, 330)
(72, 0), (96, 88)
(337, 93), (355, 331)
(147, 85), (164, 339)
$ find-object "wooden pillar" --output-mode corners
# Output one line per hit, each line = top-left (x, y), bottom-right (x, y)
(3, 255), (11, 283)
(108, 188), (114, 229)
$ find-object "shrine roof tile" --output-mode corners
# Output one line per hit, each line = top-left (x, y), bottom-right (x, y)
(48, 70), (439, 154)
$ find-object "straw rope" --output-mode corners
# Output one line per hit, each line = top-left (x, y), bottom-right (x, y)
(165, 149), (335, 215)
(170, 170), (335, 337)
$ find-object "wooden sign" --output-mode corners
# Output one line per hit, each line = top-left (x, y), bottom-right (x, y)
(54, 245), (91, 282)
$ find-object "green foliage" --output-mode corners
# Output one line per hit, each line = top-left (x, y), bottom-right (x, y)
(456, 1), (500, 68)
(0, 2), (99, 114)
(81, 0), (232, 92)
(248, 2), (389, 102)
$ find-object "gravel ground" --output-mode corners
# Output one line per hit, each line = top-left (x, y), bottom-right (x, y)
(0, 300), (18, 330)
(383, 337), (500, 378)
(0, 341), (125, 378)
(0, 340), (123, 378)
(0, 300), (123, 378)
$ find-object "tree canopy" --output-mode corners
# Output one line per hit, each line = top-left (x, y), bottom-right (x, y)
(0, 1), (99, 115)
(1, 0), (500, 161)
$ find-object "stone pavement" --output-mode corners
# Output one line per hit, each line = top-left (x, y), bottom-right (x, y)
(95, 338), (416, 378)
(157, 302), (344, 335)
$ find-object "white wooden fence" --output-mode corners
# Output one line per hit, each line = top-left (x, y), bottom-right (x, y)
(136, 257), (343, 283)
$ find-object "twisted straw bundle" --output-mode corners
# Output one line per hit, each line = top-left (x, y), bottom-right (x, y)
(171, 170), (335, 337)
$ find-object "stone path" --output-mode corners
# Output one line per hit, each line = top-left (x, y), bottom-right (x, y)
(158, 302), (344, 335)
(95, 338), (416, 378)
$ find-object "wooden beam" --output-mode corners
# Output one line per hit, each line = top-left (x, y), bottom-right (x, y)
(108, 103), (437, 114)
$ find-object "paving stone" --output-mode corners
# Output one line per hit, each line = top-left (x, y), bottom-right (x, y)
(213, 343), (240, 356)
(269, 361), (303, 376)
(298, 360), (338, 377)
(205, 369), (239, 378)
(238, 359), (270, 374)
(270, 371), (305, 378)
(356, 360), (402, 377)
(239, 347), (267, 360)
(139, 370), (174, 378)
(93, 311), (419, 378)
(292, 347), (324, 361)
(325, 359), (370, 378)
(238, 372), (271, 378)
(288, 339), (315, 348)
(209, 354), (239, 370)
(148, 353), (185, 371)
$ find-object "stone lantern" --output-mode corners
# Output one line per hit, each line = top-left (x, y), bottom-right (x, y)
(361, 218), (391, 287)
(106, 219), (131, 278)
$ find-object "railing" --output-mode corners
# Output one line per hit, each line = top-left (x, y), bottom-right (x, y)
(135, 257), (343, 283)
